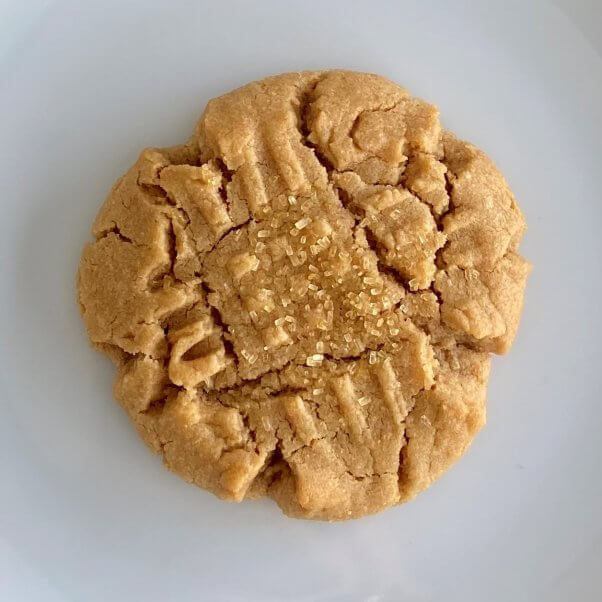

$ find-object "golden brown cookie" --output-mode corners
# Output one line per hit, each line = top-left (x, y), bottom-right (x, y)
(77, 71), (530, 520)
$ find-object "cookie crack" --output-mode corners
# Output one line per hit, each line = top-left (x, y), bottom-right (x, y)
(210, 342), (389, 399)
(427, 401), (443, 476)
(348, 99), (407, 153)
(199, 281), (239, 373)
(147, 218), (183, 291)
(357, 223), (412, 291)
(94, 221), (136, 246)
(432, 157), (457, 271)
(294, 76), (338, 177)
(207, 397), (267, 466)
(396, 388), (429, 485)
(198, 217), (254, 273)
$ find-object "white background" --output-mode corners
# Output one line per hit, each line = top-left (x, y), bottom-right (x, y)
(1, 1), (601, 600)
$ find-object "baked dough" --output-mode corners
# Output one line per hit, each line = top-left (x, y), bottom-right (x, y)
(77, 71), (529, 520)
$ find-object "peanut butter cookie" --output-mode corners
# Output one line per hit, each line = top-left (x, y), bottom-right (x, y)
(77, 71), (529, 520)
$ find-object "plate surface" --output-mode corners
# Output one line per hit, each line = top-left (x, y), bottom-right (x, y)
(1, 1), (601, 600)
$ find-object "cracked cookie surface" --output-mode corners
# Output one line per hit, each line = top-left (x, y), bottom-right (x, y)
(77, 71), (529, 520)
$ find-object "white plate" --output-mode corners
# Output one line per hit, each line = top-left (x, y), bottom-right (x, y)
(2, 1), (601, 600)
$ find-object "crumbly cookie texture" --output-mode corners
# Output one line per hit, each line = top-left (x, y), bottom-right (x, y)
(78, 71), (529, 520)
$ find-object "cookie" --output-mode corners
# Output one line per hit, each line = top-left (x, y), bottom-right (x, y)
(77, 71), (530, 520)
